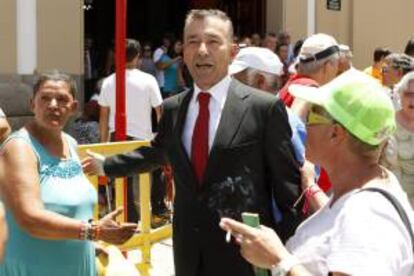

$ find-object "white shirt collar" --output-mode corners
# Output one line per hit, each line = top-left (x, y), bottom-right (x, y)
(193, 75), (231, 105)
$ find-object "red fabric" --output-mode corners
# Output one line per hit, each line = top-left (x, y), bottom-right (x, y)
(279, 74), (319, 107)
(191, 93), (211, 185)
(317, 168), (332, 192)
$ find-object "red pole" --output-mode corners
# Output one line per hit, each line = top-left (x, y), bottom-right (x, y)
(115, 0), (127, 142)
(115, 0), (128, 221)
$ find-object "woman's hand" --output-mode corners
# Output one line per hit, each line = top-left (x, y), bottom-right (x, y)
(219, 218), (291, 269)
(98, 208), (137, 245)
(300, 160), (316, 191)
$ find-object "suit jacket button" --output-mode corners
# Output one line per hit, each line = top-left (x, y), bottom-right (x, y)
(193, 227), (200, 233)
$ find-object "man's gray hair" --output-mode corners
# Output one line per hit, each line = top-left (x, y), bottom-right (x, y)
(395, 71), (414, 95)
(298, 53), (340, 75)
(184, 9), (234, 41)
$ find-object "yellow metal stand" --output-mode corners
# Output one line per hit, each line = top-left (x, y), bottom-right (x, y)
(78, 141), (173, 275)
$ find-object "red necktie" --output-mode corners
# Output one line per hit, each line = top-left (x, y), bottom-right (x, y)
(191, 92), (211, 185)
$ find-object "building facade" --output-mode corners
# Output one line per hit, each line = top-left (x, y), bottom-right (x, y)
(276, 0), (414, 68)
(0, 0), (413, 128)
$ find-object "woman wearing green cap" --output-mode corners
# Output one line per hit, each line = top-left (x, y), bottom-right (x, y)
(220, 69), (414, 275)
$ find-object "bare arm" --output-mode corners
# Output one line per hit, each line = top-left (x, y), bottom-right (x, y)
(99, 106), (110, 142)
(220, 218), (349, 276)
(154, 106), (161, 123)
(155, 56), (181, 70)
(300, 161), (329, 212)
(0, 139), (137, 243)
(0, 139), (83, 240)
(220, 218), (312, 275)
(0, 118), (11, 144)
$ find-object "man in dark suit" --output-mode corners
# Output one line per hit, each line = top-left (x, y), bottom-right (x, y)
(85, 9), (302, 276)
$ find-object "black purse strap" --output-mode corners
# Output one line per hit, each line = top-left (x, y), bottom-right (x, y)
(360, 187), (414, 253)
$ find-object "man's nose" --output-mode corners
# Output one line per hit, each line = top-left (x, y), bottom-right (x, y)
(198, 42), (208, 56)
(49, 98), (58, 108)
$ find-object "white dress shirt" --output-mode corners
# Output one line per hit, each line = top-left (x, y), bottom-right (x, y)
(182, 75), (231, 157)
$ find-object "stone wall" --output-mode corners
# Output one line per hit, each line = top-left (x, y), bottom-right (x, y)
(0, 75), (33, 130)
(0, 74), (83, 131)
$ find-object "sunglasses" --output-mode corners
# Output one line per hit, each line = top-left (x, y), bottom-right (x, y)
(306, 109), (334, 126)
(403, 92), (414, 98)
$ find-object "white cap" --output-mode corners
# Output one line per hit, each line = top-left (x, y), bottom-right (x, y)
(299, 33), (339, 63)
(229, 47), (283, 76)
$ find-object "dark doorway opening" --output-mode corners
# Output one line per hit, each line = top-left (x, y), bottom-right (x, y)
(83, 0), (266, 99)
(84, 0), (190, 84)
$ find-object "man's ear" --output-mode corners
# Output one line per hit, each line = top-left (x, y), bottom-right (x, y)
(230, 43), (239, 60)
(256, 74), (266, 91)
(331, 124), (346, 143)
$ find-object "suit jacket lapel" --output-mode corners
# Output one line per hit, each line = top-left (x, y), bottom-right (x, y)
(171, 89), (200, 190)
(203, 80), (250, 185)
(211, 80), (250, 149)
(172, 89), (193, 134)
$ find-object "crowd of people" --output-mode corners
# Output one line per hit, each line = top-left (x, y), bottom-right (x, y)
(1, 7), (414, 276)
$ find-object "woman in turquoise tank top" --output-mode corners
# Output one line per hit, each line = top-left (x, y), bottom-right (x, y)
(0, 71), (137, 276)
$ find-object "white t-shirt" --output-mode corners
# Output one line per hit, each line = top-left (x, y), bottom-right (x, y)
(153, 47), (165, 88)
(0, 108), (5, 117)
(98, 69), (162, 140)
(286, 171), (414, 276)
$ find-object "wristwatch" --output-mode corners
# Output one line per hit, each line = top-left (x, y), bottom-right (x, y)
(271, 255), (299, 276)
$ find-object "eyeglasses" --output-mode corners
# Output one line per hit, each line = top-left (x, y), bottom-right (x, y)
(403, 92), (414, 98)
(306, 109), (334, 126)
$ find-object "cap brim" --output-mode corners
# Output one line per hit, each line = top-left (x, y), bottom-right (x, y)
(288, 84), (327, 106)
(229, 61), (247, 75)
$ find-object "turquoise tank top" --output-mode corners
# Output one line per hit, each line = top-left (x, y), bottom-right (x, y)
(0, 128), (97, 276)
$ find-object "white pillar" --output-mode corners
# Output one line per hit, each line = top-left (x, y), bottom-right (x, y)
(307, 0), (316, 36)
(17, 0), (37, 74)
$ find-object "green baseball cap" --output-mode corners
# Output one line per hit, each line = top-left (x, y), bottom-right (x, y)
(289, 69), (396, 145)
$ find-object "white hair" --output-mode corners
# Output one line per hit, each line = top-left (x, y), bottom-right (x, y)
(395, 71), (414, 95)
(339, 44), (353, 59)
(298, 53), (340, 75)
(246, 68), (277, 87)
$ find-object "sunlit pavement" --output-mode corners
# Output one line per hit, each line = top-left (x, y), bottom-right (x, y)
(128, 238), (175, 276)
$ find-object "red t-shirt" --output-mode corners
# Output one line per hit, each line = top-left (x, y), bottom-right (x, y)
(279, 74), (319, 107)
